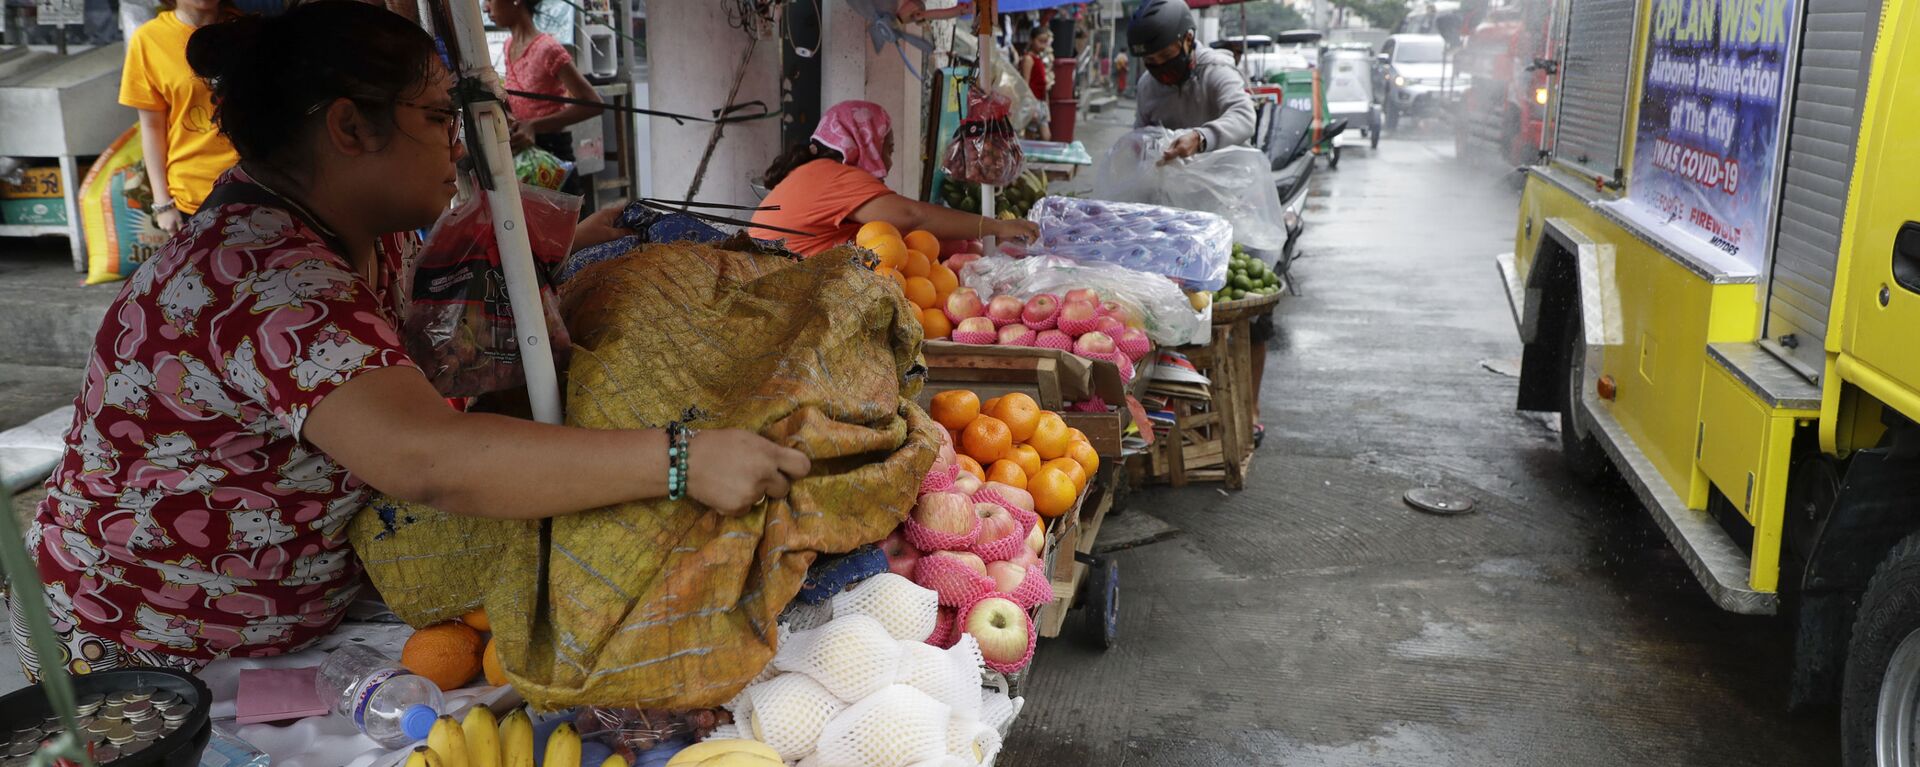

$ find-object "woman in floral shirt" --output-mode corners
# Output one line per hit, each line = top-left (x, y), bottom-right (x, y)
(15, 0), (811, 679)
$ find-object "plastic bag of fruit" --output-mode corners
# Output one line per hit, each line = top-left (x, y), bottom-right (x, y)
(1021, 195), (1233, 291)
(402, 183), (579, 397)
(958, 253), (1212, 346)
(942, 88), (1026, 187)
(1092, 126), (1289, 256)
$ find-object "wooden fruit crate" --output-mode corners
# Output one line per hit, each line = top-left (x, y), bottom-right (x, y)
(1036, 461), (1121, 639)
(1147, 322), (1254, 489)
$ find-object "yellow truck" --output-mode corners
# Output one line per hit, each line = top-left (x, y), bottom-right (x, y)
(1500, 0), (1920, 758)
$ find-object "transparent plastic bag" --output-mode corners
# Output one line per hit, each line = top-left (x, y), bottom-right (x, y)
(574, 706), (728, 762)
(403, 184), (579, 397)
(1021, 196), (1234, 292)
(942, 88), (1025, 187)
(1092, 127), (1289, 255)
(957, 254), (1212, 346)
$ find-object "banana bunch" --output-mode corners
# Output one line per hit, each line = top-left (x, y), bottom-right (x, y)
(406, 706), (625, 767)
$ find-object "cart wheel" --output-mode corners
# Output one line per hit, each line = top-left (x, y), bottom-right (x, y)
(1371, 118), (1381, 149)
(1080, 556), (1118, 650)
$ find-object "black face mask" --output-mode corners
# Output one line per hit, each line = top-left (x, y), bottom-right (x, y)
(1146, 46), (1193, 86)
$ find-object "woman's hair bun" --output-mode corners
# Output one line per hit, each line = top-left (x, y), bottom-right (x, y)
(185, 13), (268, 87)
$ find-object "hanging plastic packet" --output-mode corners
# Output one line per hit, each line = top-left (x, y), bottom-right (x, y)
(403, 183), (580, 397)
(942, 87), (1025, 187)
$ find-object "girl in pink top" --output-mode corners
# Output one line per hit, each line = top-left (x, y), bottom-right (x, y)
(483, 0), (604, 156)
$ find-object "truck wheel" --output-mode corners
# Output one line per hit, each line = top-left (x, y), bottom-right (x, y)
(1385, 96), (1400, 131)
(1842, 531), (1920, 767)
(1558, 304), (1611, 483)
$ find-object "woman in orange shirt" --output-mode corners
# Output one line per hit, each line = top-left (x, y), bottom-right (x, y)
(749, 101), (1038, 258)
(120, 0), (242, 233)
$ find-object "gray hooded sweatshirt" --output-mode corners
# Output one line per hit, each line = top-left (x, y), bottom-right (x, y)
(1133, 47), (1257, 152)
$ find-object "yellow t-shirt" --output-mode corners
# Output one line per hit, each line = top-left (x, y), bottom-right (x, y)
(119, 11), (238, 215)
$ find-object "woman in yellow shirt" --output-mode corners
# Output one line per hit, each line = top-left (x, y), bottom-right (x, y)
(120, 0), (241, 233)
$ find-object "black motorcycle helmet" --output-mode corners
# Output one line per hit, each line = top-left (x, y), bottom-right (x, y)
(1127, 0), (1196, 59)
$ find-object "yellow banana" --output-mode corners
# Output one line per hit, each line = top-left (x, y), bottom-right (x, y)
(597, 755), (628, 767)
(406, 746), (447, 767)
(499, 708), (535, 767)
(462, 705), (501, 767)
(542, 722), (582, 767)
(662, 740), (783, 765)
(428, 715), (470, 767)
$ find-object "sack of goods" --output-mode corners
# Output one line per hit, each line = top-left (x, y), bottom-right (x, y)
(351, 240), (943, 710)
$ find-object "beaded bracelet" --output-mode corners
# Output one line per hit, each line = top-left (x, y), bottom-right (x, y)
(666, 421), (695, 500)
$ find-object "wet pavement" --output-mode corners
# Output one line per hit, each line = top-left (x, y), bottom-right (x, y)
(1001, 119), (1839, 765)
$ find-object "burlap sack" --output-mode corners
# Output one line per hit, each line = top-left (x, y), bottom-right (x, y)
(351, 240), (938, 709)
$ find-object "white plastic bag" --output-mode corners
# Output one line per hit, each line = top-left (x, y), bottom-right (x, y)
(958, 254), (1212, 347)
(1022, 196), (1233, 291)
(1092, 127), (1289, 255)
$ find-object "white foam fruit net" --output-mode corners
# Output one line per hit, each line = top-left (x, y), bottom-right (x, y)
(831, 573), (939, 643)
(812, 684), (953, 767)
(738, 672), (846, 761)
(945, 713), (1003, 766)
(895, 634), (985, 720)
(980, 688), (1022, 734)
(773, 614), (904, 702)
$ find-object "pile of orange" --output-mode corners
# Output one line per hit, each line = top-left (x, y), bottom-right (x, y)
(929, 389), (1101, 519)
(858, 222), (961, 339)
(402, 608), (509, 690)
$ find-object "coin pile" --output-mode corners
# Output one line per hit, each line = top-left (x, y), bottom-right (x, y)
(0, 687), (194, 765)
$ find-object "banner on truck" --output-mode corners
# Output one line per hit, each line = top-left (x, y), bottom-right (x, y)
(1627, 0), (1797, 271)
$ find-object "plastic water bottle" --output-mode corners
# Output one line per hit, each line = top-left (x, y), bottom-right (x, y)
(315, 645), (443, 748)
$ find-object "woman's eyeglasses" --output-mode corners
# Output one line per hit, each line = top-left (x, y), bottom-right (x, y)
(303, 97), (464, 148)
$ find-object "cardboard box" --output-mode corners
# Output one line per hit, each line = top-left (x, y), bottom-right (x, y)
(0, 198), (67, 226)
(0, 167), (64, 199)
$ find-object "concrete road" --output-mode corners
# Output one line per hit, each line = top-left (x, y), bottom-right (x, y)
(1001, 126), (1838, 765)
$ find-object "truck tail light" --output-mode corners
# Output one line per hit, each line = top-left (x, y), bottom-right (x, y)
(1535, 87), (1550, 105)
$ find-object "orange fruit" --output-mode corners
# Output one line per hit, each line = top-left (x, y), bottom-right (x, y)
(1044, 456), (1087, 490)
(401, 621), (484, 691)
(857, 220), (903, 248)
(982, 396), (1002, 415)
(960, 415), (1013, 465)
(1066, 441), (1100, 477)
(955, 454), (986, 481)
(930, 390), (981, 430)
(904, 249), (933, 279)
(482, 637), (508, 687)
(1010, 444), (1043, 478)
(1030, 467), (1078, 518)
(919, 307), (953, 339)
(987, 393), (1042, 443)
(987, 459), (1028, 490)
(929, 264), (959, 298)
(905, 276), (938, 308)
(905, 230), (941, 258)
(1068, 428), (1090, 445)
(869, 237), (909, 270)
(460, 608), (490, 633)
(1027, 412), (1072, 460)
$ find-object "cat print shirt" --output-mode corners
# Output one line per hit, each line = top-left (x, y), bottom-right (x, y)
(32, 167), (419, 662)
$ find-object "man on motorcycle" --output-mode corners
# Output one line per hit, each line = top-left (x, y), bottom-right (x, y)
(1128, 0), (1257, 165)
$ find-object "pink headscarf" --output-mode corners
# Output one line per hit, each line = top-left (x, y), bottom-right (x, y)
(812, 100), (893, 179)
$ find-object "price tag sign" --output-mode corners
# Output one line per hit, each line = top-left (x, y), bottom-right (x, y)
(35, 0), (85, 26)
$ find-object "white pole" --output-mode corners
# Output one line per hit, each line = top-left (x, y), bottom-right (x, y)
(441, 0), (565, 425)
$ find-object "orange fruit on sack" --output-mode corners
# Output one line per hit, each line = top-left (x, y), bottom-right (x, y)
(1044, 456), (1088, 491)
(482, 637), (508, 687)
(869, 237), (909, 270)
(904, 250), (933, 279)
(929, 264), (960, 298)
(401, 622), (484, 691)
(1010, 444), (1043, 478)
(880, 268), (906, 292)
(905, 276), (938, 308)
(930, 390), (981, 430)
(857, 220), (903, 248)
(987, 459), (1029, 490)
(905, 230), (941, 258)
(982, 396), (1002, 415)
(1030, 467), (1078, 518)
(1067, 440), (1100, 477)
(460, 608), (490, 633)
(919, 307), (953, 339)
(961, 415), (1013, 465)
(955, 454), (986, 481)
(988, 393), (1042, 443)
(1027, 412), (1072, 460)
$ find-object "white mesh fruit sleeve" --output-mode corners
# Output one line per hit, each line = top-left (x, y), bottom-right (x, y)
(773, 614), (904, 702)
(738, 672), (846, 760)
(811, 684), (952, 767)
(831, 573), (939, 643)
(894, 634), (985, 721)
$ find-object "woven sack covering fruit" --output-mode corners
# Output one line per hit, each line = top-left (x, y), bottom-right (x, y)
(351, 240), (939, 710)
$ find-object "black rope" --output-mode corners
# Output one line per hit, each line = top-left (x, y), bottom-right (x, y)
(633, 198), (820, 238)
(504, 89), (777, 126)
